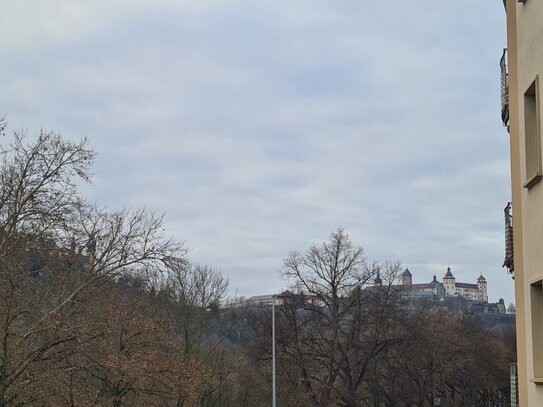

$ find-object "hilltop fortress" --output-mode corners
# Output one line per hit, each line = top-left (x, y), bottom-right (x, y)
(390, 267), (488, 303)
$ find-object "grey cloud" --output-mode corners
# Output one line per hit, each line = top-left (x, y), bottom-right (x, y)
(0, 1), (513, 302)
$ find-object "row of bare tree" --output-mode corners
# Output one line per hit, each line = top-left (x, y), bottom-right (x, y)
(240, 229), (516, 407)
(0, 125), (239, 406)
(0, 124), (515, 406)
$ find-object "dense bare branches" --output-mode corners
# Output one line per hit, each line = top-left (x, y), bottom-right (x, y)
(71, 205), (185, 278)
(167, 262), (229, 309)
(0, 127), (191, 406)
(282, 228), (369, 301)
(0, 130), (94, 260)
(0, 125), (515, 406)
(279, 229), (405, 407)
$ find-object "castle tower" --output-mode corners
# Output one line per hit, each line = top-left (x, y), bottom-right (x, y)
(477, 274), (488, 303)
(374, 270), (382, 286)
(401, 268), (412, 286)
(431, 275), (446, 299)
(442, 267), (456, 296)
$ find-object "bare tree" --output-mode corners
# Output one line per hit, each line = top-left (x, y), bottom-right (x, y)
(68, 280), (190, 407)
(0, 126), (187, 406)
(158, 261), (232, 406)
(279, 229), (409, 407)
(281, 228), (378, 407)
(0, 128), (93, 406)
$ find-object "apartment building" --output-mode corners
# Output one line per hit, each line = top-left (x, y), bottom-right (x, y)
(502, 1), (543, 405)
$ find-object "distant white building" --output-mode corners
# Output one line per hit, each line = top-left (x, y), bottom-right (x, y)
(244, 290), (325, 308)
(245, 294), (282, 307)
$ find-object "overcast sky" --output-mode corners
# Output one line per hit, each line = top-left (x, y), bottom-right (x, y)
(0, 1), (514, 302)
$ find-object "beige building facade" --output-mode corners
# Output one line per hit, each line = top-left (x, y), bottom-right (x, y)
(503, 0), (543, 405)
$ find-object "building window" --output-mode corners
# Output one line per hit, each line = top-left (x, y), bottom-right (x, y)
(531, 281), (543, 378)
(524, 76), (542, 189)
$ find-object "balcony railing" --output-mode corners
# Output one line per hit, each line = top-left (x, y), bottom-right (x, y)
(510, 363), (518, 407)
(503, 202), (514, 276)
(501, 49), (510, 129)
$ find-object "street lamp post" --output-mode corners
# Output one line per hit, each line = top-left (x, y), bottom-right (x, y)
(272, 295), (277, 407)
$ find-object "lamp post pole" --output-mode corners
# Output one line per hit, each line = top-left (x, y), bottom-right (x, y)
(272, 295), (277, 407)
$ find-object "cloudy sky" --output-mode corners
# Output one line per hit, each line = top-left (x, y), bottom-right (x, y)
(0, 1), (513, 302)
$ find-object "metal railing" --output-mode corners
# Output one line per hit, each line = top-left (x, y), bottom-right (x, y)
(503, 202), (514, 276)
(501, 49), (510, 129)
(510, 363), (518, 407)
